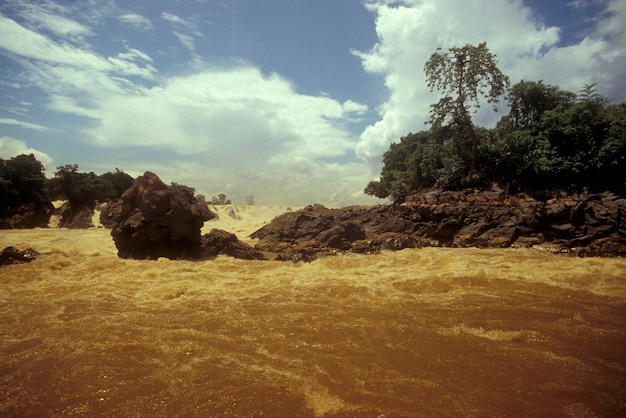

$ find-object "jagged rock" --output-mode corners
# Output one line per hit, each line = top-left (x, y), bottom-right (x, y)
(56, 201), (95, 229)
(251, 205), (370, 260)
(201, 229), (266, 260)
(251, 190), (626, 261)
(111, 172), (216, 260)
(0, 202), (54, 229)
(0, 246), (39, 266)
(99, 199), (123, 228)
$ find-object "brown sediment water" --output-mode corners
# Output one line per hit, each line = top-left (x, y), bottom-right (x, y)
(0, 206), (625, 417)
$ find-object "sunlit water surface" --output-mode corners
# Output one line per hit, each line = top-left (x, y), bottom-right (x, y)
(1, 210), (625, 417)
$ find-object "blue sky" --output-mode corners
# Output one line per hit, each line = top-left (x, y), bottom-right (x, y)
(1, 0), (624, 206)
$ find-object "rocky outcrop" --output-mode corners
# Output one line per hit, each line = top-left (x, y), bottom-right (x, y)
(99, 199), (123, 228)
(56, 201), (95, 229)
(201, 229), (266, 260)
(0, 246), (39, 267)
(0, 202), (54, 229)
(251, 191), (626, 261)
(111, 172), (216, 260)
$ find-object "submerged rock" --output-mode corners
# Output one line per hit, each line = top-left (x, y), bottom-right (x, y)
(201, 229), (266, 260)
(111, 172), (216, 260)
(0, 246), (39, 266)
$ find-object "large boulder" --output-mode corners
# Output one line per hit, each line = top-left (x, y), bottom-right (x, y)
(111, 172), (216, 259)
(251, 205), (367, 256)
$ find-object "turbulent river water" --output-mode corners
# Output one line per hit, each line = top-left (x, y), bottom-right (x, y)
(1, 206), (625, 417)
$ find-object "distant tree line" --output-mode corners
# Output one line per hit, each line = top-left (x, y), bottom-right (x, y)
(50, 165), (134, 206)
(1, 158), (242, 215)
(366, 43), (626, 201)
(0, 156), (135, 214)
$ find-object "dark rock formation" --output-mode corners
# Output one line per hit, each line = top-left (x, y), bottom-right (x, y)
(99, 199), (123, 228)
(251, 191), (626, 261)
(0, 202), (54, 229)
(201, 229), (266, 260)
(111, 172), (216, 260)
(56, 201), (95, 229)
(0, 246), (39, 267)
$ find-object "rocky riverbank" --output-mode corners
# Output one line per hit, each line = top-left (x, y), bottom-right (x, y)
(251, 190), (626, 261)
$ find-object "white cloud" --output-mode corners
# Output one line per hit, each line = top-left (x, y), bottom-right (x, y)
(0, 136), (53, 170)
(0, 15), (156, 83)
(88, 67), (362, 157)
(354, 0), (626, 173)
(161, 12), (204, 37)
(0, 118), (51, 132)
(173, 31), (197, 53)
(1, 7), (375, 205)
(9, 0), (94, 40)
(0, 15), (108, 69)
(73, 65), (373, 205)
(0, 14), (156, 100)
(118, 12), (153, 31)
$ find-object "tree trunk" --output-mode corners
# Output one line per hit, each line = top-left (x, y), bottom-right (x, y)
(469, 126), (479, 174)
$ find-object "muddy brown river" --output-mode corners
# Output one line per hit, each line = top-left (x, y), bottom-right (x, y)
(1, 222), (625, 417)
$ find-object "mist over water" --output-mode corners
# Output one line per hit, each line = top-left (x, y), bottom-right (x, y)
(1, 206), (625, 417)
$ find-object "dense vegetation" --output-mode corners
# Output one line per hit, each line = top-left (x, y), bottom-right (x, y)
(49, 165), (134, 207)
(366, 44), (626, 202)
(0, 157), (135, 214)
(0, 154), (49, 214)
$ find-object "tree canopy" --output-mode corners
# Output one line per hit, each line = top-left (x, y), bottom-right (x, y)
(0, 154), (49, 213)
(366, 77), (626, 201)
(424, 42), (510, 173)
(49, 165), (134, 206)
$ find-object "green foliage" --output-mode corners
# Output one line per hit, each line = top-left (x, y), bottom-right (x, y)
(100, 169), (134, 199)
(364, 128), (473, 201)
(50, 165), (135, 206)
(0, 154), (49, 211)
(499, 80), (576, 131)
(368, 79), (626, 201)
(577, 83), (607, 106)
(424, 42), (510, 172)
(483, 84), (625, 193)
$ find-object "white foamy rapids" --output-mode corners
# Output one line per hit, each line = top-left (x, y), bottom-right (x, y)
(0, 228), (625, 416)
(202, 204), (298, 241)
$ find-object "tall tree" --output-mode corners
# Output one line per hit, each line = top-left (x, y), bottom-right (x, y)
(424, 42), (510, 173)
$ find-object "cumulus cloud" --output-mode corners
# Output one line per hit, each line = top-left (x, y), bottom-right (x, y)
(0, 136), (53, 170)
(78, 65), (375, 205)
(0, 8), (375, 205)
(354, 0), (626, 174)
